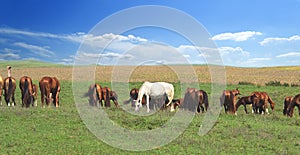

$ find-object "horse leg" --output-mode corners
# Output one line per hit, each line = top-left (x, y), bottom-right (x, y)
(264, 100), (269, 114)
(244, 104), (248, 114)
(146, 95), (150, 113)
(12, 92), (16, 107)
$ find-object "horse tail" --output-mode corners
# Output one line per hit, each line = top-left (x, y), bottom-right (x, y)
(8, 78), (13, 98)
(267, 95), (275, 110)
(202, 90), (209, 111)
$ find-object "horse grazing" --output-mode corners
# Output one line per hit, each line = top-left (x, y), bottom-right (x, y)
(32, 84), (38, 106)
(251, 92), (275, 114)
(235, 95), (260, 114)
(172, 98), (183, 110)
(181, 88), (209, 113)
(220, 88), (240, 114)
(135, 81), (174, 113)
(124, 88), (140, 107)
(39, 76), (61, 107)
(0, 76), (3, 106)
(19, 76), (35, 107)
(85, 83), (102, 106)
(287, 94), (300, 117)
(3, 77), (16, 106)
(283, 96), (293, 116)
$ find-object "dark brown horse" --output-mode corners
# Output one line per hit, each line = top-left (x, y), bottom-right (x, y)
(85, 83), (102, 106)
(171, 98), (183, 110)
(251, 91), (275, 114)
(220, 88), (240, 114)
(182, 88), (209, 113)
(283, 96), (293, 116)
(39, 76), (61, 107)
(235, 95), (260, 114)
(287, 94), (300, 117)
(0, 76), (3, 106)
(3, 77), (16, 106)
(123, 88), (146, 107)
(19, 76), (35, 107)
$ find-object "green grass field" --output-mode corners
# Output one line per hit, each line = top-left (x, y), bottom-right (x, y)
(0, 61), (300, 154)
(1, 81), (300, 154)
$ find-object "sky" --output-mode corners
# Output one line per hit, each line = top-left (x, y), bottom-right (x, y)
(1, 0), (300, 67)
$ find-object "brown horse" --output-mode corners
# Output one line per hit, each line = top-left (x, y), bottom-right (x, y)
(251, 92), (275, 114)
(124, 88), (148, 107)
(287, 94), (300, 117)
(19, 76), (35, 107)
(235, 95), (260, 114)
(220, 88), (240, 114)
(0, 76), (3, 106)
(283, 96), (293, 116)
(182, 88), (209, 113)
(39, 76), (61, 107)
(100, 87), (119, 107)
(32, 84), (38, 106)
(172, 98), (183, 110)
(3, 77), (16, 106)
(85, 83), (102, 106)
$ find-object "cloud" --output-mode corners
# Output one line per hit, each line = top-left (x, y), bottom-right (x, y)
(14, 42), (55, 57)
(211, 31), (262, 41)
(247, 57), (271, 61)
(0, 48), (20, 59)
(276, 52), (300, 58)
(260, 35), (300, 45)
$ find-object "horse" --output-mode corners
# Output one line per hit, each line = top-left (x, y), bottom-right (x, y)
(181, 88), (209, 113)
(172, 98), (183, 110)
(109, 90), (119, 107)
(85, 83), (102, 106)
(0, 76), (3, 106)
(250, 91), (275, 114)
(39, 76), (61, 107)
(135, 81), (174, 113)
(124, 88), (140, 107)
(19, 76), (35, 107)
(287, 94), (300, 117)
(220, 88), (240, 114)
(235, 95), (260, 114)
(32, 84), (38, 106)
(283, 96), (293, 116)
(3, 77), (16, 106)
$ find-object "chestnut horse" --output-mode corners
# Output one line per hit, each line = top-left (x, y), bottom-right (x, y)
(182, 88), (209, 113)
(251, 92), (275, 114)
(283, 96), (293, 116)
(0, 76), (3, 106)
(19, 76), (35, 107)
(220, 88), (240, 114)
(39, 76), (61, 107)
(32, 84), (38, 106)
(287, 94), (300, 117)
(85, 83), (102, 106)
(3, 77), (16, 106)
(101, 87), (119, 107)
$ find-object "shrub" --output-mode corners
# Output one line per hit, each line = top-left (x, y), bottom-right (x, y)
(265, 80), (282, 86)
(238, 81), (255, 86)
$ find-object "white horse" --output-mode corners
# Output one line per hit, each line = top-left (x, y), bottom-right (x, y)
(135, 81), (174, 112)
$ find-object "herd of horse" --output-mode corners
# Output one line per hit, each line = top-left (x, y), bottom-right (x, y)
(0, 75), (299, 117)
(86, 81), (299, 117)
(0, 75), (60, 108)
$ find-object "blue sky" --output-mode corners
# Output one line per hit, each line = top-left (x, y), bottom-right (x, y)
(1, 0), (300, 67)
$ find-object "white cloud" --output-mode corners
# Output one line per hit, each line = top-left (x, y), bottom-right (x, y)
(276, 52), (300, 58)
(211, 31), (262, 42)
(0, 48), (20, 59)
(14, 42), (55, 57)
(260, 35), (300, 45)
(247, 57), (271, 61)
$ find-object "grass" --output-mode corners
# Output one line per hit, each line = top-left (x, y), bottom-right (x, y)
(1, 80), (300, 154)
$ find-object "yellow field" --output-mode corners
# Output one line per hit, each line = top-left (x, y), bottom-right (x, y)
(1, 65), (299, 86)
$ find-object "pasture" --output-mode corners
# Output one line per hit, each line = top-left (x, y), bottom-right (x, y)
(0, 61), (300, 154)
